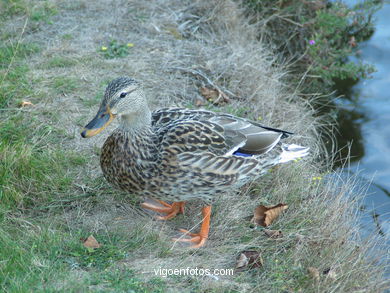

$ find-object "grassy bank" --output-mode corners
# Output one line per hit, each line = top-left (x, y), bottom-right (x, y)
(0, 0), (388, 292)
(245, 0), (381, 93)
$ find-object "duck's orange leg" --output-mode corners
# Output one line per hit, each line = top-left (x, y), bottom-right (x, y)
(141, 200), (185, 220)
(173, 205), (211, 248)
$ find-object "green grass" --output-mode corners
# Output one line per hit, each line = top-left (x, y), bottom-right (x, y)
(61, 33), (73, 40)
(30, 2), (57, 23)
(87, 269), (167, 292)
(50, 76), (80, 94)
(0, 0), (29, 18)
(0, 0), (57, 22)
(100, 40), (134, 59)
(0, 220), (66, 292)
(0, 114), (86, 208)
(0, 43), (39, 68)
(61, 233), (130, 270)
(60, 225), (170, 269)
(81, 92), (103, 107)
(0, 219), (168, 292)
(0, 43), (39, 107)
(44, 56), (77, 68)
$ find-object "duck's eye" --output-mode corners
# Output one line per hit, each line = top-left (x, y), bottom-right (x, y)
(120, 92), (127, 98)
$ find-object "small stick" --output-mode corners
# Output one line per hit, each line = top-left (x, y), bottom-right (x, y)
(169, 66), (233, 103)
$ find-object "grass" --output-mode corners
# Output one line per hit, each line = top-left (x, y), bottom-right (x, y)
(81, 92), (103, 108)
(0, 0), (388, 292)
(0, 114), (87, 208)
(0, 0), (57, 22)
(44, 56), (77, 68)
(0, 220), (168, 292)
(50, 76), (79, 94)
(0, 43), (39, 107)
(100, 40), (134, 59)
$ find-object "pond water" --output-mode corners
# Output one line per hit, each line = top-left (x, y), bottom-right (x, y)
(333, 1), (390, 242)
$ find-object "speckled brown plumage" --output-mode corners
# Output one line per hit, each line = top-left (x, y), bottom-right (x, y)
(100, 106), (307, 204)
(82, 77), (309, 247)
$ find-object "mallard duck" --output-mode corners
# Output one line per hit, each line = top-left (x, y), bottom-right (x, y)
(81, 77), (308, 248)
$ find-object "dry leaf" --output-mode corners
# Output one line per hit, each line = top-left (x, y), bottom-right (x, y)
(200, 87), (219, 100)
(200, 87), (230, 105)
(19, 101), (34, 107)
(263, 229), (283, 239)
(308, 267), (320, 281)
(235, 250), (263, 271)
(235, 253), (249, 269)
(82, 235), (101, 249)
(251, 204), (288, 227)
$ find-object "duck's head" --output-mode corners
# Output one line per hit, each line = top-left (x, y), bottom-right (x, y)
(81, 77), (147, 138)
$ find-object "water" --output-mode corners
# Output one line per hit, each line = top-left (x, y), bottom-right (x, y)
(333, 1), (390, 241)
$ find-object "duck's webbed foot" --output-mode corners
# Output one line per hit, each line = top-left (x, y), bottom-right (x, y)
(173, 205), (211, 248)
(141, 200), (185, 220)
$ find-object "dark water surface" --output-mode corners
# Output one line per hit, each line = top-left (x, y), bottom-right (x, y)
(333, 1), (390, 241)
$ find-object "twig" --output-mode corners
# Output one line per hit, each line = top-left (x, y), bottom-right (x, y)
(169, 66), (234, 102)
(275, 14), (304, 27)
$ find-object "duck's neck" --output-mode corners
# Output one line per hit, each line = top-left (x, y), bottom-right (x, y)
(119, 108), (152, 132)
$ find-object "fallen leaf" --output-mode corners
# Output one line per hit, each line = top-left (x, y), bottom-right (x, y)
(19, 101), (34, 107)
(263, 229), (283, 239)
(251, 204), (288, 227)
(308, 267), (320, 281)
(235, 250), (263, 271)
(200, 87), (230, 105)
(82, 235), (101, 249)
(200, 87), (218, 100)
(235, 252), (249, 269)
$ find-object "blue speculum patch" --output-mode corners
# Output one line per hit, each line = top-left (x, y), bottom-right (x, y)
(233, 151), (252, 157)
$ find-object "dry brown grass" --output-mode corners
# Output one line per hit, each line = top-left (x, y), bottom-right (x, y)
(1, 0), (388, 292)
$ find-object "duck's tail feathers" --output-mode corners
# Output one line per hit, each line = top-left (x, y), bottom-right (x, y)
(279, 144), (309, 163)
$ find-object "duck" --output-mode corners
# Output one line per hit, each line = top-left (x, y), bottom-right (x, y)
(81, 77), (309, 248)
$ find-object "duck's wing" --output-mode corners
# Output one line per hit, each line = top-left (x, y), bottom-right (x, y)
(156, 119), (261, 191)
(152, 108), (290, 155)
(156, 119), (246, 156)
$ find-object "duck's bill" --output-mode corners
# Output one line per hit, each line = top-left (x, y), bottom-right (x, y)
(81, 107), (115, 138)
